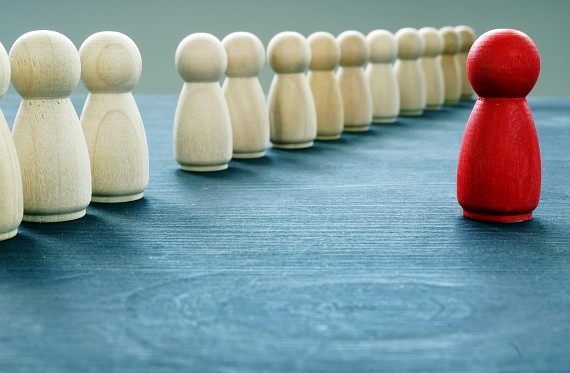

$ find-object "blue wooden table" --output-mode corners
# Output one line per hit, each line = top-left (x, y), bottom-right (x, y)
(0, 95), (569, 372)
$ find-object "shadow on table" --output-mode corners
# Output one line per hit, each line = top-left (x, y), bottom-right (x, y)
(0, 232), (42, 259)
(174, 164), (256, 182)
(0, 200), (163, 278)
(0, 214), (107, 277)
(89, 196), (151, 216)
(452, 214), (567, 260)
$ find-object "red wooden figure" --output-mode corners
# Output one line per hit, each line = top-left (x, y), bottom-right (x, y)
(457, 29), (541, 223)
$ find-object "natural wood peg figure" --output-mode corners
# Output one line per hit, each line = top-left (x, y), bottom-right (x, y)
(337, 30), (373, 132)
(222, 32), (270, 158)
(174, 33), (232, 171)
(79, 31), (149, 203)
(457, 29), (541, 223)
(366, 30), (400, 123)
(267, 32), (317, 149)
(419, 27), (444, 111)
(455, 25), (477, 100)
(440, 26), (462, 106)
(0, 41), (23, 240)
(395, 28), (426, 116)
(10, 30), (91, 223)
(307, 31), (344, 140)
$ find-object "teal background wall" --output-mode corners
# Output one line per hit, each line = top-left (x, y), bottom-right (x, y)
(0, 0), (568, 96)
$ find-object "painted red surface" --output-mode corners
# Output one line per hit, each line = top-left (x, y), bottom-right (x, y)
(457, 29), (541, 223)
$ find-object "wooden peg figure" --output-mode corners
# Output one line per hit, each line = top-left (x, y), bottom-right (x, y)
(307, 31), (344, 140)
(457, 29), (541, 223)
(440, 26), (462, 106)
(395, 28), (426, 116)
(174, 33), (232, 171)
(222, 32), (270, 158)
(10, 30), (92, 223)
(80, 31), (149, 203)
(419, 27), (444, 111)
(267, 32), (317, 149)
(366, 30), (400, 123)
(455, 25), (477, 100)
(337, 30), (373, 132)
(0, 41), (23, 240)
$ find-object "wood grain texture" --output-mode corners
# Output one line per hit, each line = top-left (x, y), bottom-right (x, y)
(0, 95), (569, 372)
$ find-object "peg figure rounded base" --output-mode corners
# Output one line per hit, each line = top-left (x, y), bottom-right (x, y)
(24, 209), (86, 224)
(316, 133), (342, 141)
(399, 109), (423, 117)
(91, 192), (144, 204)
(272, 141), (314, 150)
(462, 210), (532, 224)
(0, 229), (18, 241)
(233, 150), (266, 159)
(425, 105), (442, 111)
(343, 124), (370, 132)
(179, 163), (229, 172)
(444, 99), (459, 106)
(374, 116), (397, 124)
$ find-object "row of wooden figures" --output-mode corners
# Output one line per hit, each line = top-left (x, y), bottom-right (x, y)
(0, 30), (148, 240)
(175, 26), (476, 171)
(0, 26), (475, 241)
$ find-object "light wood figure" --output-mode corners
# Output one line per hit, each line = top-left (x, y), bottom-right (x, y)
(337, 30), (373, 132)
(455, 25), (477, 100)
(174, 33), (232, 171)
(0, 42), (23, 240)
(307, 31), (343, 140)
(419, 27), (445, 111)
(10, 30), (91, 223)
(366, 30), (400, 123)
(267, 32), (316, 149)
(440, 26), (462, 106)
(79, 31), (149, 203)
(222, 32), (269, 158)
(395, 28), (426, 116)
